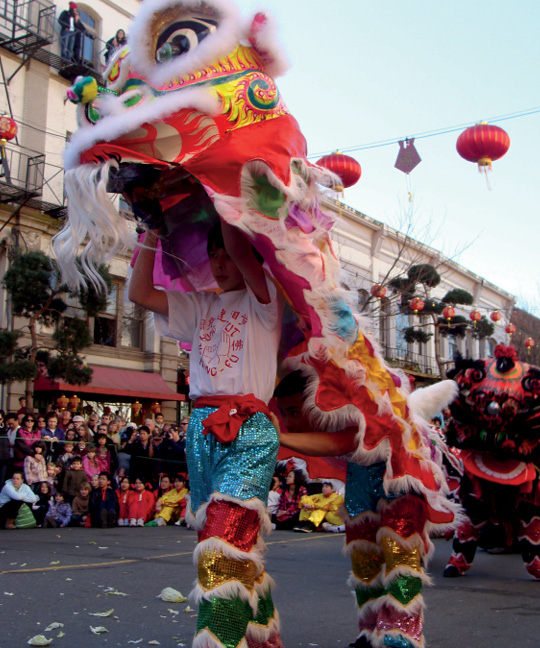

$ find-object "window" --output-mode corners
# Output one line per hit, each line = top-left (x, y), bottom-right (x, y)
(396, 312), (409, 359)
(448, 335), (457, 361)
(58, 280), (143, 350)
(77, 8), (99, 68)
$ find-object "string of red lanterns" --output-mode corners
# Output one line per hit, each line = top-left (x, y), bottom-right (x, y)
(442, 306), (455, 323)
(410, 297), (424, 315)
(525, 337), (535, 354)
(456, 122), (510, 174)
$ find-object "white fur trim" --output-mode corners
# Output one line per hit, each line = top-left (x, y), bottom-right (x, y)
(244, 10), (290, 78)
(254, 570), (276, 595)
(408, 380), (458, 421)
(190, 580), (259, 615)
(245, 611), (281, 641)
(347, 569), (384, 590)
(52, 160), (136, 290)
(194, 536), (266, 566)
(193, 629), (248, 648)
(128, 0), (243, 89)
(343, 539), (382, 558)
(64, 85), (219, 170)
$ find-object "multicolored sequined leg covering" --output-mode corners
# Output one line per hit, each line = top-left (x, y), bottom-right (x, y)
(518, 501), (540, 580)
(446, 516), (482, 575)
(345, 464), (432, 648)
(187, 407), (282, 648)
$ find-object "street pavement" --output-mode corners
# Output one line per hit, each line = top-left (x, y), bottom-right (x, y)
(0, 526), (539, 648)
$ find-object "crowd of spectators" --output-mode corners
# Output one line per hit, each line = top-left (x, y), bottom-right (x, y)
(0, 402), (346, 532)
(0, 403), (191, 530)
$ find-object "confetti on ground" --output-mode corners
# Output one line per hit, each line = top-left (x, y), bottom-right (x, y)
(148, 642), (161, 645)
(4, 592), (14, 596)
(89, 609), (114, 617)
(157, 588), (186, 603)
(56, 632), (65, 639)
(20, 562), (27, 567)
(44, 623), (64, 632)
(126, 640), (142, 645)
(27, 635), (53, 646)
(65, 578), (72, 582)
(167, 609), (179, 616)
(98, 547), (109, 550)
(184, 606), (192, 613)
(90, 626), (109, 634)
(104, 588), (128, 597)
(49, 561), (60, 566)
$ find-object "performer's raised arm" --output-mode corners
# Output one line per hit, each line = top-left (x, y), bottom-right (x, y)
(279, 429), (357, 457)
(128, 230), (168, 317)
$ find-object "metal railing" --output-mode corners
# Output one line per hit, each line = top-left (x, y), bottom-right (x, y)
(0, 142), (66, 213)
(0, 0), (55, 48)
(383, 346), (440, 376)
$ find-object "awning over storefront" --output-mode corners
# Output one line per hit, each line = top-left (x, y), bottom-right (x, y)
(34, 365), (185, 402)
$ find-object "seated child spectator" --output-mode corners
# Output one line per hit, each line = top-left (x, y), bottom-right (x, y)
(24, 440), (48, 489)
(117, 476), (132, 526)
(83, 444), (100, 480)
(58, 441), (75, 469)
(154, 474), (172, 502)
(127, 477), (154, 526)
(62, 456), (87, 503)
(89, 471), (118, 528)
(43, 490), (72, 528)
(0, 471), (39, 529)
(272, 469), (307, 530)
(46, 462), (59, 494)
(95, 434), (111, 472)
(267, 474), (282, 517)
(294, 481), (345, 533)
(32, 481), (52, 526)
(150, 475), (188, 526)
(71, 482), (91, 526)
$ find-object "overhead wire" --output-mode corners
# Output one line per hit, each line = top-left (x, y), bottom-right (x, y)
(307, 105), (540, 159)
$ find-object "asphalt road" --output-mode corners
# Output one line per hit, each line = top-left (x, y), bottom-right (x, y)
(0, 527), (539, 648)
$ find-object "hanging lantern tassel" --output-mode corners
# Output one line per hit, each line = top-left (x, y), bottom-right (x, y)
(456, 122), (510, 188)
(443, 306), (456, 326)
(469, 309), (482, 329)
(525, 337), (535, 355)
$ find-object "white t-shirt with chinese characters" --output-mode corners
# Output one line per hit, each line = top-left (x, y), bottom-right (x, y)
(155, 277), (282, 404)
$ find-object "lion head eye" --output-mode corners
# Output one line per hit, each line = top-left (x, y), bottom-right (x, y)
(155, 16), (217, 63)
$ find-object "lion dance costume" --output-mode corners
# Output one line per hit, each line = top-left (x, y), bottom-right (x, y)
(53, 2), (458, 646)
(444, 345), (540, 580)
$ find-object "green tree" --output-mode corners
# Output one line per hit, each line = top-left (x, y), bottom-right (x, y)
(2, 250), (111, 409)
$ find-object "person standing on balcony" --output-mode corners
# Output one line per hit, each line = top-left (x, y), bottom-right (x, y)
(105, 29), (127, 63)
(59, 2), (78, 60)
(72, 9), (87, 64)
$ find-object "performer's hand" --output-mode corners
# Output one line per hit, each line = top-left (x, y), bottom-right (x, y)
(269, 412), (280, 433)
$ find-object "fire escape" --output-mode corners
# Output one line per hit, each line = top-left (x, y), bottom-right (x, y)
(0, 0), (107, 220)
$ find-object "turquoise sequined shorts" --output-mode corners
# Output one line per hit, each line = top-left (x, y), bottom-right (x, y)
(186, 406), (279, 513)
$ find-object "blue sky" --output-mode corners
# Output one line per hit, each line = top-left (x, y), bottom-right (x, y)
(236, 0), (540, 309)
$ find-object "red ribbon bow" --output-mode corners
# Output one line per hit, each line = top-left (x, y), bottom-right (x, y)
(195, 394), (271, 444)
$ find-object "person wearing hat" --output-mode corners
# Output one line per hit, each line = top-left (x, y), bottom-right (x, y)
(58, 2), (79, 60)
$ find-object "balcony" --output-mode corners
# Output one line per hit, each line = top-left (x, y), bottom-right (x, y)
(0, 0), (108, 84)
(0, 0), (55, 54)
(384, 346), (440, 378)
(0, 142), (65, 214)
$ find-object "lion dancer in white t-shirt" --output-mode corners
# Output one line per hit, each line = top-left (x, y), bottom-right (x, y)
(129, 221), (283, 648)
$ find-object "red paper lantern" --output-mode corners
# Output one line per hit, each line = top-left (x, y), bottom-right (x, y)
(443, 306), (456, 322)
(151, 401), (162, 415)
(525, 337), (535, 353)
(316, 151), (361, 190)
(490, 310), (502, 323)
(456, 122), (510, 172)
(371, 284), (387, 300)
(410, 297), (424, 314)
(0, 115), (17, 141)
(69, 394), (81, 411)
(505, 323), (516, 337)
(57, 394), (69, 410)
(131, 401), (143, 417)
(469, 309), (482, 328)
